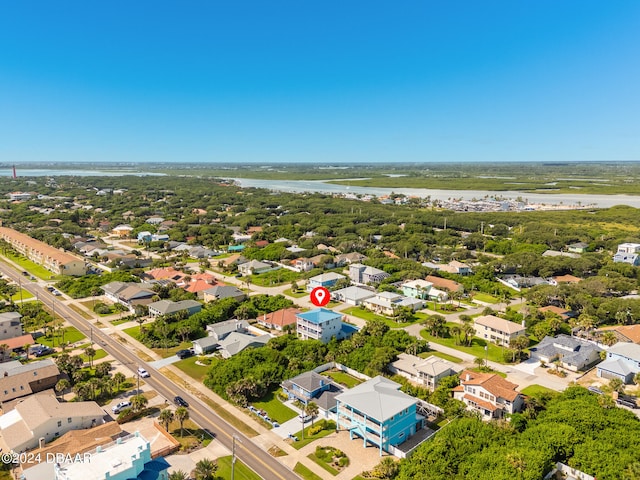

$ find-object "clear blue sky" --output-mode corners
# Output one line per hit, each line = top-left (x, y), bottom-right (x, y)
(1, 1), (639, 164)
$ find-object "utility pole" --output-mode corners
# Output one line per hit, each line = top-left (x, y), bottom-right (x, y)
(231, 434), (242, 480)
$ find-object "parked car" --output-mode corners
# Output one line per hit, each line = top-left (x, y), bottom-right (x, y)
(174, 396), (189, 408)
(588, 386), (604, 395)
(616, 397), (638, 409)
(112, 401), (132, 414)
(46, 286), (55, 292)
(137, 367), (150, 378)
(33, 347), (54, 357)
(176, 349), (193, 359)
(299, 414), (313, 423)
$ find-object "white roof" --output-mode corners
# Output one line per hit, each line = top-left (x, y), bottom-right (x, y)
(608, 342), (640, 360)
(335, 376), (416, 422)
(474, 315), (525, 335)
(402, 279), (433, 289)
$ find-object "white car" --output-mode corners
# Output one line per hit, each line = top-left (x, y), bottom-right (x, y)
(112, 401), (131, 414)
(137, 367), (150, 378)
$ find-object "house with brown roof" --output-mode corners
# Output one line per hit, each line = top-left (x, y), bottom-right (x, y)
(539, 305), (571, 320)
(0, 227), (86, 276)
(0, 359), (59, 404)
(0, 393), (105, 453)
(453, 370), (523, 420)
(550, 274), (583, 286)
(111, 224), (134, 237)
(257, 308), (302, 331)
(473, 315), (526, 346)
(599, 324), (640, 344)
(425, 275), (463, 293)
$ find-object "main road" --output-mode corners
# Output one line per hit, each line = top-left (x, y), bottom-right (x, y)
(0, 262), (297, 480)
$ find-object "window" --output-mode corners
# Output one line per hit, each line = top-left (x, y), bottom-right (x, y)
(33, 371), (38, 376)
(3, 390), (6, 395)
(20, 386), (23, 390)
(11, 388), (15, 392)
(67, 418), (72, 423)
(57, 421), (62, 427)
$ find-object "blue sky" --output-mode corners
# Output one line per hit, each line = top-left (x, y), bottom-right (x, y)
(1, 1), (639, 164)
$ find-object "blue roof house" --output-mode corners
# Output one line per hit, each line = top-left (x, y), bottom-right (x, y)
(296, 308), (357, 344)
(335, 376), (424, 456)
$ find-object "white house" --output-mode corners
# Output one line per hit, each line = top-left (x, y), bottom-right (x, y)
(453, 370), (524, 420)
(613, 243), (640, 266)
(597, 342), (640, 384)
(331, 286), (375, 306)
(296, 308), (357, 343)
(388, 353), (462, 390)
(0, 311), (23, 341)
(362, 292), (424, 317)
(473, 315), (526, 346)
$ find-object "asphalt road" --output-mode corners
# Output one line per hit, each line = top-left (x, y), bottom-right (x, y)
(0, 262), (298, 480)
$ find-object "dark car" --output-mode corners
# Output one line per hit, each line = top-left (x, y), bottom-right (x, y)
(176, 349), (193, 360)
(616, 398), (638, 409)
(33, 347), (54, 357)
(174, 396), (189, 408)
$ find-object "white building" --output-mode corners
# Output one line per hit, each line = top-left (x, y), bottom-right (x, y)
(296, 308), (356, 343)
(473, 315), (526, 346)
(0, 311), (23, 341)
(388, 353), (462, 390)
(613, 243), (640, 266)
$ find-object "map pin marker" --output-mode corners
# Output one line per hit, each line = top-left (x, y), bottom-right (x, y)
(310, 286), (330, 307)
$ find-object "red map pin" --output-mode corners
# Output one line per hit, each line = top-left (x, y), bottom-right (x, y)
(310, 287), (330, 307)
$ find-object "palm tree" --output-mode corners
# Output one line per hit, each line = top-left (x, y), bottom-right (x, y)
(175, 407), (189, 436)
(88, 377), (101, 400)
(634, 372), (640, 386)
(159, 409), (174, 432)
(0, 343), (9, 361)
(192, 458), (218, 480)
(450, 325), (462, 345)
(305, 402), (319, 427)
(84, 346), (96, 368)
(461, 323), (475, 346)
(609, 377), (625, 394)
(474, 356), (486, 369)
(55, 378), (70, 400)
(131, 394), (148, 413)
(112, 372), (126, 394)
(168, 470), (189, 480)
(600, 331), (618, 347)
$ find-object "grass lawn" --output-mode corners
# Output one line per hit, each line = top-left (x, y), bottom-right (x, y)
(342, 307), (422, 329)
(252, 390), (298, 424)
(292, 420), (337, 450)
(174, 356), (210, 383)
(249, 269), (301, 287)
(2, 251), (55, 279)
(521, 384), (558, 397)
(80, 349), (108, 363)
(37, 326), (86, 347)
(11, 289), (33, 302)
(471, 293), (499, 304)
(167, 418), (213, 451)
(123, 325), (142, 340)
(420, 329), (508, 364)
(68, 304), (93, 319)
(152, 341), (193, 359)
(216, 455), (261, 480)
(321, 370), (363, 388)
(419, 350), (464, 364)
(282, 288), (308, 298)
(308, 453), (339, 476)
(110, 318), (131, 326)
(294, 462), (324, 480)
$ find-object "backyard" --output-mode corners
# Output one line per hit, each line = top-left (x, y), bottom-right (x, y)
(418, 350), (463, 364)
(321, 370), (363, 388)
(342, 306), (423, 329)
(249, 269), (300, 287)
(420, 328), (509, 364)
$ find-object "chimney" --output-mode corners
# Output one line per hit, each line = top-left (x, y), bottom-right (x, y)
(465, 373), (471, 382)
(38, 437), (45, 448)
(522, 320), (526, 327)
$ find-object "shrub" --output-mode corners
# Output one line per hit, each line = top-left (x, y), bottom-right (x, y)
(308, 424), (323, 436)
(338, 456), (350, 467)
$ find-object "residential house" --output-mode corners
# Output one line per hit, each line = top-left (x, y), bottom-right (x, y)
(0, 393), (105, 453)
(296, 308), (357, 343)
(0, 359), (60, 403)
(111, 225), (134, 237)
(0, 311), (23, 341)
(7, 192), (32, 201)
(542, 250), (579, 259)
(257, 308), (301, 331)
(539, 305), (572, 320)
(335, 252), (368, 267)
(217, 253), (246, 268)
(598, 325), (640, 344)
(218, 332), (271, 358)
(292, 257), (315, 272)
(237, 259), (276, 276)
(192, 336), (218, 355)
(146, 300), (202, 319)
(362, 292), (424, 317)
(281, 371), (343, 412)
(184, 273), (217, 294)
(439, 261), (472, 275)
(550, 274), (583, 286)
(331, 286), (375, 306)
(348, 264), (390, 285)
(473, 315), (526, 346)
(501, 275), (549, 289)
(529, 335), (602, 371)
(597, 342), (640, 383)
(206, 319), (250, 342)
(201, 285), (246, 303)
(614, 243), (640, 266)
(101, 282), (155, 312)
(187, 246), (218, 259)
(425, 275), (463, 294)
(336, 376), (424, 456)
(0, 227), (86, 276)
(567, 242), (589, 253)
(388, 353), (462, 390)
(453, 370), (524, 420)
(145, 216), (164, 225)
(143, 267), (186, 284)
(23, 431), (170, 480)
(307, 272), (346, 292)
(401, 279), (433, 300)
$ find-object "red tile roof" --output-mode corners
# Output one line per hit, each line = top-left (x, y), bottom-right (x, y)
(459, 370), (520, 401)
(259, 308), (301, 328)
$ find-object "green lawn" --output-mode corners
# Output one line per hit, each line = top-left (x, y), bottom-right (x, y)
(282, 288), (308, 298)
(420, 329), (508, 364)
(321, 370), (363, 388)
(216, 455), (261, 480)
(308, 453), (339, 476)
(37, 326), (86, 347)
(471, 293), (499, 304)
(174, 356), (210, 382)
(152, 341), (193, 359)
(68, 304), (93, 319)
(110, 318), (131, 326)
(521, 384), (559, 397)
(342, 307), (422, 329)
(419, 350), (464, 364)
(123, 325), (142, 340)
(10, 289), (33, 302)
(249, 269), (300, 287)
(80, 349), (108, 363)
(292, 420), (337, 450)
(294, 462), (324, 480)
(2, 251), (55, 280)
(252, 390), (298, 424)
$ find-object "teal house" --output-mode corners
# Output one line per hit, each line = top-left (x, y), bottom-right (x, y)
(335, 376), (424, 456)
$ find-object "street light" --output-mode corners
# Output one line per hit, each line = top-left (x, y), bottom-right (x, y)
(231, 434), (242, 480)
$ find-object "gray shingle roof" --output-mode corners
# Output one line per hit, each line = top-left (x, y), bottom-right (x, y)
(335, 376), (416, 422)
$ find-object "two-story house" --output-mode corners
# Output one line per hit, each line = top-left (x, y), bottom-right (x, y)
(0, 359), (60, 404)
(597, 342), (640, 383)
(362, 292), (423, 317)
(331, 286), (375, 306)
(614, 243), (640, 266)
(473, 315), (526, 346)
(306, 272), (346, 292)
(453, 370), (523, 420)
(388, 353), (462, 390)
(281, 371), (343, 413)
(335, 376), (424, 456)
(296, 308), (356, 344)
(401, 280), (433, 300)
(348, 264), (390, 285)
(0, 312), (23, 341)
